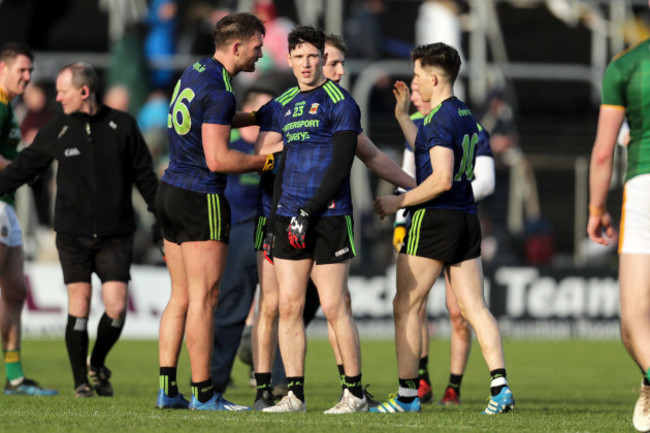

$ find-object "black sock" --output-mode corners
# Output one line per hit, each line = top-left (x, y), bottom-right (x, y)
(90, 312), (124, 367)
(287, 376), (305, 402)
(159, 367), (178, 398)
(489, 368), (507, 396)
(337, 364), (345, 389)
(344, 374), (363, 399)
(65, 314), (89, 388)
(255, 372), (272, 399)
(448, 373), (463, 396)
(642, 368), (650, 386)
(191, 379), (214, 403)
(397, 377), (418, 403)
(418, 356), (430, 385)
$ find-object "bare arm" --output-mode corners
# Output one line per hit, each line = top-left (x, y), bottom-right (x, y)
(374, 146), (453, 218)
(393, 80), (418, 150)
(587, 105), (625, 246)
(202, 123), (267, 173)
(254, 130), (284, 155)
(356, 133), (416, 190)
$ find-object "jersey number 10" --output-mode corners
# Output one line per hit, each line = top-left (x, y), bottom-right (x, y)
(454, 133), (478, 182)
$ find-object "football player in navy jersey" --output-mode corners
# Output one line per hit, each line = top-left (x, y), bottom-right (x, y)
(259, 26), (368, 414)
(155, 12), (275, 411)
(250, 33), (415, 411)
(392, 77), (495, 406)
(372, 43), (514, 415)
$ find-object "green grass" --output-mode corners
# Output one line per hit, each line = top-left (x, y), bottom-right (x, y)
(0, 338), (640, 432)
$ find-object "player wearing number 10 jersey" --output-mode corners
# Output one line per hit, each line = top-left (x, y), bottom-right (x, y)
(372, 42), (514, 415)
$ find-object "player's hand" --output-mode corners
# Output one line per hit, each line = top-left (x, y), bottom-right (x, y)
(393, 224), (406, 252)
(287, 209), (309, 249)
(374, 195), (402, 219)
(393, 80), (411, 120)
(262, 232), (274, 264)
(587, 211), (616, 246)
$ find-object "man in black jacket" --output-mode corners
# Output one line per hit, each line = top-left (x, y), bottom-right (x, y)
(0, 62), (159, 397)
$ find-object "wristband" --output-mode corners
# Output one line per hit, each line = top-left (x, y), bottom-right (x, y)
(588, 205), (605, 217)
(248, 110), (257, 124)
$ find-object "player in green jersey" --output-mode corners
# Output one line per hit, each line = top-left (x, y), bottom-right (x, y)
(0, 42), (57, 396)
(587, 30), (650, 432)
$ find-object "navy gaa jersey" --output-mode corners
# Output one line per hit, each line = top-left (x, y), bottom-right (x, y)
(274, 80), (361, 218)
(225, 138), (259, 226)
(162, 57), (235, 194)
(414, 97), (479, 213)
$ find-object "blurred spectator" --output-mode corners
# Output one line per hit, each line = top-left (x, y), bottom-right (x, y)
(107, 25), (150, 115)
(103, 84), (131, 112)
(19, 81), (54, 230)
(137, 89), (170, 176)
(253, 0), (293, 71)
(415, 0), (465, 99)
(177, 3), (230, 56)
(344, 0), (386, 59)
(479, 89), (548, 265)
(144, 0), (178, 89)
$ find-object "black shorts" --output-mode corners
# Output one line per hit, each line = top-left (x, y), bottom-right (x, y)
(272, 215), (356, 264)
(253, 215), (268, 251)
(401, 208), (481, 264)
(156, 181), (231, 244)
(56, 232), (134, 284)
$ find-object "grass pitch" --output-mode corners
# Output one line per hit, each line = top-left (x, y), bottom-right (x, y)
(0, 338), (638, 432)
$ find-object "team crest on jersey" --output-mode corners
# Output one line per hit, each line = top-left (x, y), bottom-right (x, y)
(309, 103), (319, 114)
(1, 226), (7, 237)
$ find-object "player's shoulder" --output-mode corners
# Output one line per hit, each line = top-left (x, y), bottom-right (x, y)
(275, 86), (300, 107)
(183, 58), (234, 93)
(321, 80), (355, 105)
(611, 38), (650, 64)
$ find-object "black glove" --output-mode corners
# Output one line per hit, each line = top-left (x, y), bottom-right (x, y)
(262, 232), (274, 264)
(287, 209), (309, 249)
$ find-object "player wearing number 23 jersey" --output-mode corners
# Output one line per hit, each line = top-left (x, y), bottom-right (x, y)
(413, 96), (479, 214)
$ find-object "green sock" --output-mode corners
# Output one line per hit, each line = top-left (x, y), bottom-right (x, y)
(645, 368), (650, 386)
(4, 349), (25, 382)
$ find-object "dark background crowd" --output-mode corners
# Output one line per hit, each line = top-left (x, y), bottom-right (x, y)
(0, 0), (647, 276)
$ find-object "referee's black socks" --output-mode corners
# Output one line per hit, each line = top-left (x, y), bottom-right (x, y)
(65, 314), (89, 387)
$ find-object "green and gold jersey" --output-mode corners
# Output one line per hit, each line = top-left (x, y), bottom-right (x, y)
(601, 38), (650, 181)
(0, 87), (19, 206)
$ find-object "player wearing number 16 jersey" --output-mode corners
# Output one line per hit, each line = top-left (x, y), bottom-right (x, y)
(156, 12), (273, 412)
(372, 42), (514, 415)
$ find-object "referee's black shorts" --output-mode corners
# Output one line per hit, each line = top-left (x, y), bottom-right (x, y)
(56, 232), (134, 284)
(155, 181), (231, 244)
(401, 208), (481, 265)
(272, 215), (356, 265)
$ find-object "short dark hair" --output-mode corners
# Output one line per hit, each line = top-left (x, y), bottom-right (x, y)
(325, 34), (347, 55)
(61, 62), (99, 95)
(213, 12), (266, 49)
(411, 43), (461, 84)
(288, 26), (325, 55)
(0, 42), (34, 64)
